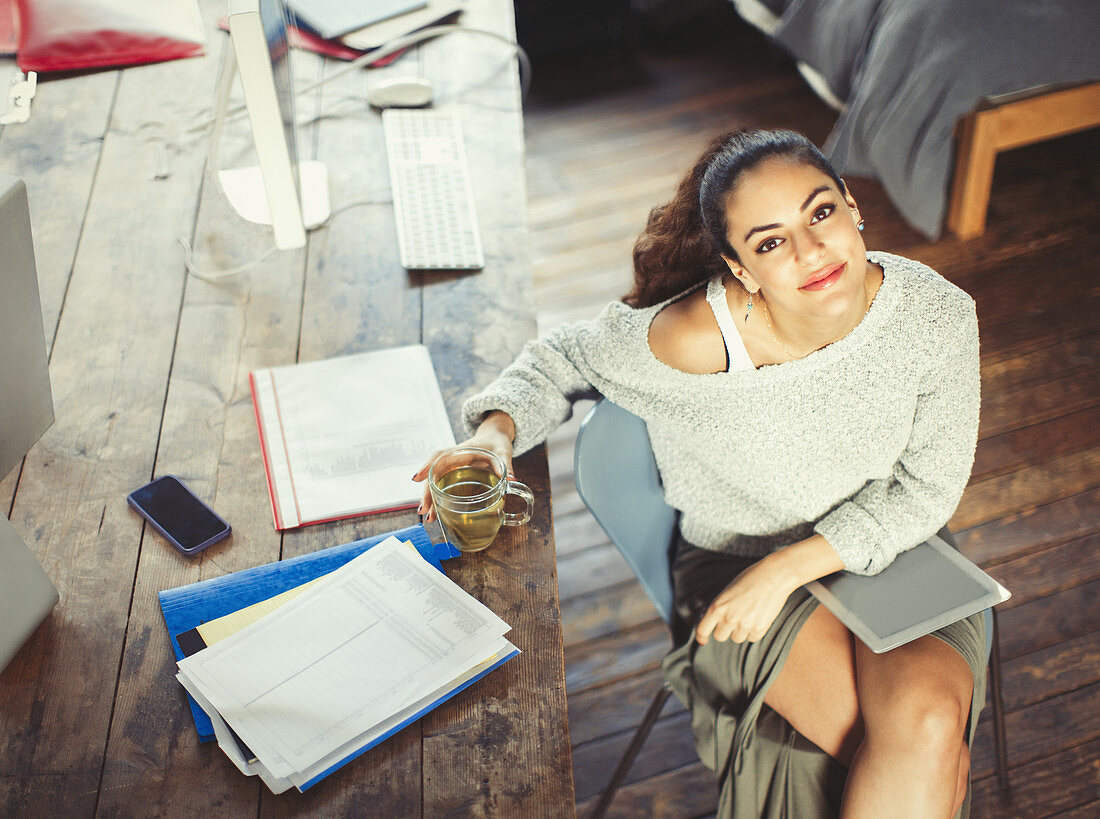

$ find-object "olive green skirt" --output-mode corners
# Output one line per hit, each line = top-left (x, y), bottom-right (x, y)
(661, 539), (988, 819)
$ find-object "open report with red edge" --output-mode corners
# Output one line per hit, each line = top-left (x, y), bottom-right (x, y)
(249, 345), (456, 530)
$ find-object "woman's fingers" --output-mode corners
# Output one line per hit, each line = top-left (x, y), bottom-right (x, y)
(418, 482), (435, 521)
(695, 605), (766, 645)
(412, 449), (447, 483)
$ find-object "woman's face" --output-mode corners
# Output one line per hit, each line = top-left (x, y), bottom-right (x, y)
(722, 157), (868, 321)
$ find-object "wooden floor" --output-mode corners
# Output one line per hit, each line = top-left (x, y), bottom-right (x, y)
(521, 8), (1100, 818)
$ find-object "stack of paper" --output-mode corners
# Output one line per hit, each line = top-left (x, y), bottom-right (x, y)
(250, 345), (457, 530)
(175, 536), (517, 793)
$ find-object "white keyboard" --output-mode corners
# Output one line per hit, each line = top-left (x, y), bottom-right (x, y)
(382, 109), (485, 270)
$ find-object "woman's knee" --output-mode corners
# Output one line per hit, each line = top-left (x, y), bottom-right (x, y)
(864, 680), (969, 757)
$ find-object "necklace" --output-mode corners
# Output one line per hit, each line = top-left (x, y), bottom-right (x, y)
(759, 279), (873, 361)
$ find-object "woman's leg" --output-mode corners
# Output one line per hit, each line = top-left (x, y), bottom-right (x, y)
(764, 606), (974, 817)
(763, 603), (863, 763)
(840, 635), (973, 818)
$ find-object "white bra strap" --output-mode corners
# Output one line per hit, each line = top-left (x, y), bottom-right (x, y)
(705, 277), (755, 371)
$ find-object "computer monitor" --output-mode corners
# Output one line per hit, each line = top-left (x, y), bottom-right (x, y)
(0, 175), (53, 479)
(0, 173), (59, 673)
(218, 0), (330, 250)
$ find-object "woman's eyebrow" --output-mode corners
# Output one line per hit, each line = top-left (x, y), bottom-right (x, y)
(744, 222), (781, 242)
(743, 186), (834, 242)
(800, 185), (831, 212)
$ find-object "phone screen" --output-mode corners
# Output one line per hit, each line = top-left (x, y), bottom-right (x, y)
(128, 475), (230, 554)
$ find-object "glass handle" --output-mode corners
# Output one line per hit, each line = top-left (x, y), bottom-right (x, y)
(502, 480), (533, 526)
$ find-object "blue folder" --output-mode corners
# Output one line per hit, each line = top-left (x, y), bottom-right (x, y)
(158, 524), (461, 741)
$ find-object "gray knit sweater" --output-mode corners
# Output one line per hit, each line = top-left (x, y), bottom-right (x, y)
(463, 252), (980, 576)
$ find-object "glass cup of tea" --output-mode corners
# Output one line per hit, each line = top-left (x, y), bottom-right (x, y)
(427, 446), (534, 553)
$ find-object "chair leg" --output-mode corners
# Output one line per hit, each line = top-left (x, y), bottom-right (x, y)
(588, 681), (674, 819)
(988, 607), (1010, 791)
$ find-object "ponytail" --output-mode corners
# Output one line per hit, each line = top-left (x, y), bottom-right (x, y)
(623, 135), (729, 308)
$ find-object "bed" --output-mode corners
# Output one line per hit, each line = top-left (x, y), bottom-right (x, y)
(730, 0), (1100, 239)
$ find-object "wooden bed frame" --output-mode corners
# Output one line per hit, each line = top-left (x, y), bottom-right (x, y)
(947, 81), (1100, 239)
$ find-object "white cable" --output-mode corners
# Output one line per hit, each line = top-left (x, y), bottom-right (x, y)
(176, 234), (277, 283)
(214, 24), (531, 132)
(179, 198), (391, 282)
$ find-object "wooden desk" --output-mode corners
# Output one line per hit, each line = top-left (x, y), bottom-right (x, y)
(0, 0), (574, 814)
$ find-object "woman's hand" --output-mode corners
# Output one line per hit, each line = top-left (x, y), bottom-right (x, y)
(693, 535), (845, 645)
(694, 557), (798, 645)
(412, 411), (516, 522)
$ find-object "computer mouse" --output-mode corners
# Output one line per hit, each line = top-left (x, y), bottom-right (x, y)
(367, 77), (434, 109)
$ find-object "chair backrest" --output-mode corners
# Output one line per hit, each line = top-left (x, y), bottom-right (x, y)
(573, 400), (677, 623)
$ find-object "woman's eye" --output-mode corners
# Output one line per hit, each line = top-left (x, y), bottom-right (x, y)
(810, 203), (835, 223)
(756, 237), (781, 253)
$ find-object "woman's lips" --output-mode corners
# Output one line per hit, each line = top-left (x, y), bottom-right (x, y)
(800, 262), (846, 291)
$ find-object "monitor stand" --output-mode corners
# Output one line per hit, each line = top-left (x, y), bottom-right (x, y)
(0, 514), (59, 672)
(219, 160), (331, 230)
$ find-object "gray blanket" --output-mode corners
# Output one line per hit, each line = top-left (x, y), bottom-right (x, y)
(762, 0), (1100, 238)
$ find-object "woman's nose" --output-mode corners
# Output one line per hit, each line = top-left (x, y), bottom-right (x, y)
(792, 229), (826, 266)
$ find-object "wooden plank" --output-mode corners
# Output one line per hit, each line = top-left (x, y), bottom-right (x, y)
(1051, 800), (1100, 819)
(0, 13), (225, 814)
(947, 102), (1000, 238)
(983, 533), (1100, 611)
(971, 262), (1100, 338)
(972, 684), (1100, 779)
(557, 542), (638, 601)
(561, 580), (658, 646)
(973, 406), (1100, 481)
(999, 631), (1100, 713)
(971, 738), (1100, 818)
(979, 332), (1098, 395)
(952, 446), (1100, 531)
(553, 512), (611, 559)
(956, 487), (1099, 566)
(574, 761), (717, 819)
(989, 82), (1100, 151)
(567, 666), (685, 747)
(977, 292), (1100, 361)
(977, 368), (1100, 443)
(565, 619), (671, 694)
(573, 710), (697, 803)
(997, 580), (1099, 661)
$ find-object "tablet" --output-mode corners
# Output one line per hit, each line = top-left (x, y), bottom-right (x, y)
(806, 533), (1010, 653)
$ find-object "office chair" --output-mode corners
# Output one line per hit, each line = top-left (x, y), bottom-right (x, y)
(573, 399), (1009, 818)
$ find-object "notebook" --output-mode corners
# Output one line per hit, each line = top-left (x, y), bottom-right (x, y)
(249, 345), (456, 530)
(806, 532), (1010, 653)
(286, 0), (425, 41)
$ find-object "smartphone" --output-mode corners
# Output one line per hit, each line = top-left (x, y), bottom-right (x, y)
(127, 475), (231, 555)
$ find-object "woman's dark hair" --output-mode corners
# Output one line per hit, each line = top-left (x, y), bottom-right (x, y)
(624, 129), (845, 308)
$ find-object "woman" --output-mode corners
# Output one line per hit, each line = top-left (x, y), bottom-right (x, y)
(414, 129), (985, 818)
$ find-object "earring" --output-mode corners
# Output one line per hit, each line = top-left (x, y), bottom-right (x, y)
(857, 219), (865, 232)
(744, 290), (754, 322)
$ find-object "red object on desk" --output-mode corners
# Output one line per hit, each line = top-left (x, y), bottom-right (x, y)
(0, 0), (16, 56)
(14, 0), (206, 72)
(216, 15), (404, 65)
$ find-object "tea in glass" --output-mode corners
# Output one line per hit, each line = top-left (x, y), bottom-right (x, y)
(427, 446), (534, 553)
(434, 465), (505, 552)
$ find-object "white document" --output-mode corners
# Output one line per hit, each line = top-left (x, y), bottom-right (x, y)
(251, 345), (456, 529)
(178, 636), (516, 793)
(177, 537), (511, 779)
